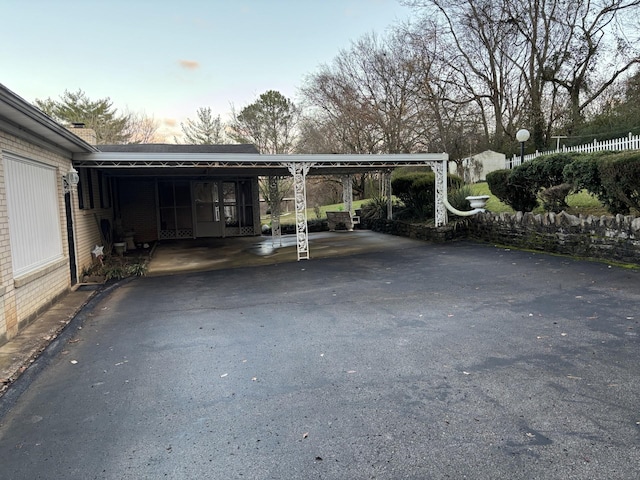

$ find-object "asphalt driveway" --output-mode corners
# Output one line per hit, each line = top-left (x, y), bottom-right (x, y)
(0, 240), (638, 479)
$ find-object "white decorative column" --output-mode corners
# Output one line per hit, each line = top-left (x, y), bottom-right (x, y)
(269, 176), (282, 247)
(430, 160), (448, 226)
(342, 174), (353, 215)
(286, 162), (312, 260)
(385, 171), (393, 220)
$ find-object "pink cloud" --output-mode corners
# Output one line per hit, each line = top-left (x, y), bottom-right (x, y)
(179, 60), (200, 70)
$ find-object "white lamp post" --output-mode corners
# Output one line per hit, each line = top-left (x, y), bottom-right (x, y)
(516, 129), (530, 165)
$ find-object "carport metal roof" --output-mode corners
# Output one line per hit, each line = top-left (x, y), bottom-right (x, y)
(73, 151), (449, 176)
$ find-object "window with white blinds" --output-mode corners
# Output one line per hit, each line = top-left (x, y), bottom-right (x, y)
(4, 154), (64, 277)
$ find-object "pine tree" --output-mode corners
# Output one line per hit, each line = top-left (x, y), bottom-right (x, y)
(179, 107), (226, 144)
(228, 90), (300, 153)
(35, 89), (130, 144)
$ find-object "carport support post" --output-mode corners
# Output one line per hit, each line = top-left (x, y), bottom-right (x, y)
(286, 162), (312, 260)
(385, 172), (393, 220)
(342, 174), (353, 215)
(268, 176), (282, 247)
(432, 159), (448, 226)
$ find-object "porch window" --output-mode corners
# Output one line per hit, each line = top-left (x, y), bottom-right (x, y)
(98, 171), (111, 208)
(223, 180), (254, 228)
(223, 182), (237, 226)
(158, 181), (193, 239)
(77, 168), (87, 209)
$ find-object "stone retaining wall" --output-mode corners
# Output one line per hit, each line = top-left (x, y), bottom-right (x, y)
(467, 211), (640, 264)
(365, 212), (640, 265)
(365, 219), (466, 243)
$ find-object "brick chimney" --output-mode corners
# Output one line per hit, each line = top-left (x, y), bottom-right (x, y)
(67, 122), (97, 145)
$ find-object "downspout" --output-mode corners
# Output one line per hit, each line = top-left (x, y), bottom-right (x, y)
(442, 197), (488, 217)
(440, 163), (489, 216)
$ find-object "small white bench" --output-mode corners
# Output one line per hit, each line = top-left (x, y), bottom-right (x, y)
(326, 211), (358, 231)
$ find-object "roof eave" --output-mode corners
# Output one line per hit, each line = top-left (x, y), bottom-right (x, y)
(0, 83), (98, 154)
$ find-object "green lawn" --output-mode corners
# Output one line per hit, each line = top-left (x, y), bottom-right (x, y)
(261, 199), (369, 225)
(264, 184), (611, 226)
(468, 183), (512, 213)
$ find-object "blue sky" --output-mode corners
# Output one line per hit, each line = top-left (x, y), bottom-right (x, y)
(2, 0), (413, 140)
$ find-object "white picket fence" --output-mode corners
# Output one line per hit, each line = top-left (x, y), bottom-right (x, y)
(508, 132), (640, 168)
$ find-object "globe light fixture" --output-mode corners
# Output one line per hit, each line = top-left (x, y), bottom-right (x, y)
(63, 167), (80, 193)
(516, 129), (530, 165)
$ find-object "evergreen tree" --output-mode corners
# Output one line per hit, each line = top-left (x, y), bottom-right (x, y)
(228, 90), (300, 153)
(35, 89), (129, 144)
(179, 107), (226, 144)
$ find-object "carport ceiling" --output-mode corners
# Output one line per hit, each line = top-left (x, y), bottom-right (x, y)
(72, 151), (449, 177)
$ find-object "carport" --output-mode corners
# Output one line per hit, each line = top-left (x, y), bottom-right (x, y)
(73, 147), (451, 260)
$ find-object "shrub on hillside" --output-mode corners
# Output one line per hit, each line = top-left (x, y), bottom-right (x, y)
(520, 153), (579, 188)
(391, 170), (463, 220)
(511, 153), (578, 212)
(486, 169), (538, 212)
(563, 151), (629, 214)
(487, 153), (588, 213)
(598, 152), (640, 214)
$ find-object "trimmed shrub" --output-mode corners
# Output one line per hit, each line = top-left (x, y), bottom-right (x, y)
(486, 169), (538, 212)
(512, 153), (578, 211)
(521, 152), (579, 188)
(392, 171), (436, 220)
(391, 170), (463, 220)
(598, 152), (640, 214)
(488, 153), (581, 213)
(563, 151), (628, 214)
(539, 183), (572, 213)
(485, 169), (510, 203)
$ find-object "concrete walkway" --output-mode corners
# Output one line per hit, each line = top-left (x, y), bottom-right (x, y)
(0, 288), (95, 397)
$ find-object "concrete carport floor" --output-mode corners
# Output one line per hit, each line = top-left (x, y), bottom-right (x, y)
(146, 230), (423, 276)
(1, 237), (639, 479)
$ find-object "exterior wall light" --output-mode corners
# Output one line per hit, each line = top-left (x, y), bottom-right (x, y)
(63, 167), (80, 193)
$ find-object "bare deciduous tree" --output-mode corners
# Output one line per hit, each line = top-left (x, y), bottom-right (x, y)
(123, 111), (164, 143)
(302, 32), (428, 154)
(403, 0), (640, 150)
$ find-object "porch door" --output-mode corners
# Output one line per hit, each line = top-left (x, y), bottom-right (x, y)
(194, 181), (223, 237)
